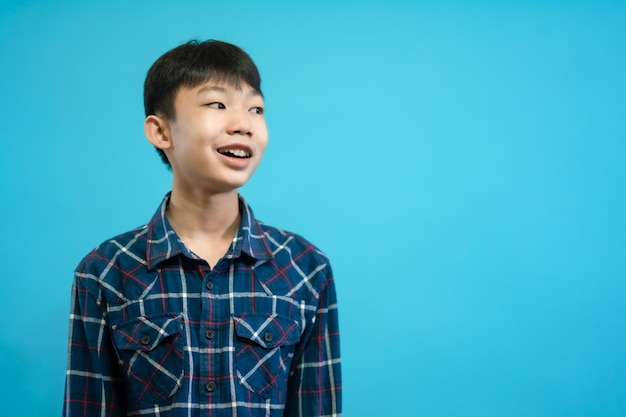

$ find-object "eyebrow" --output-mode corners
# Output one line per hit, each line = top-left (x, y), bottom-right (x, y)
(196, 85), (262, 98)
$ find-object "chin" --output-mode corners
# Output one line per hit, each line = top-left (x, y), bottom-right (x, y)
(214, 177), (252, 193)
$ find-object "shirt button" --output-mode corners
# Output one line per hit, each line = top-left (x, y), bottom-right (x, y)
(206, 281), (214, 290)
(264, 331), (273, 342)
(205, 381), (216, 392)
(141, 334), (151, 345)
(205, 330), (215, 339)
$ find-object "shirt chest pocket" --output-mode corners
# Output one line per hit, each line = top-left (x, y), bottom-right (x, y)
(111, 313), (185, 406)
(234, 313), (301, 399)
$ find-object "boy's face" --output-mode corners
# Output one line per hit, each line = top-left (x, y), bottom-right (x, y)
(160, 80), (268, 194)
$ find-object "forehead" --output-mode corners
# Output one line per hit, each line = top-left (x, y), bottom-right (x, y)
(182, 79), (262, 98)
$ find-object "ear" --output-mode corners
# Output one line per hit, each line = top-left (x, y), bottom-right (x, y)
(144, 115), (172, 151)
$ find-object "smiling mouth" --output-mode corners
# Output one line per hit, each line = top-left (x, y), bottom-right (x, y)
(217, 148), (251, 158)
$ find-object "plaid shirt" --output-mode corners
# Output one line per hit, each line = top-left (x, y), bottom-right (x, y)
(63, 194), (341, 417)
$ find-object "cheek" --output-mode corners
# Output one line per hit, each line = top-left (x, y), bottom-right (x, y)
(256, 138), (268, 159)
(256, 126), (269, 151)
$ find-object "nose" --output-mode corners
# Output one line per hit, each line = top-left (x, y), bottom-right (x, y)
(226, 108), (252, 137)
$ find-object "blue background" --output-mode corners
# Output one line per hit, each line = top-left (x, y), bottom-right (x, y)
(1, 1), (625, 416)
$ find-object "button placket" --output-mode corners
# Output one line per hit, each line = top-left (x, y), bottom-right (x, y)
(201, 270), (220, 398)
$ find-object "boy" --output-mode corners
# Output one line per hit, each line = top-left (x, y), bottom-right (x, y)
(63, 40), (341, 417)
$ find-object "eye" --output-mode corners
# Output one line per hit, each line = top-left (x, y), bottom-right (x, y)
(206, 102), (226, 109)
(250, 106), (264, 115)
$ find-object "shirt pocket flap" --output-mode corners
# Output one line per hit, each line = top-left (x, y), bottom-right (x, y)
(234, 313), (300, 349)
(111, 313), (183, 352)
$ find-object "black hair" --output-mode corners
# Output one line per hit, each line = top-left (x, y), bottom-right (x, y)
(143, 39), (262, 167)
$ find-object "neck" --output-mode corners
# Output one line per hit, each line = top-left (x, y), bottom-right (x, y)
(166, 187), (241, 242)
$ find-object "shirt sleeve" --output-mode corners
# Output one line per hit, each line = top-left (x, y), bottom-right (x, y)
(63, 273), (127, 416)
(284, 266), (342, 417)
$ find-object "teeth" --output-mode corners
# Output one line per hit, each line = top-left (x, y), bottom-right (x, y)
(219, 148), (250, 158)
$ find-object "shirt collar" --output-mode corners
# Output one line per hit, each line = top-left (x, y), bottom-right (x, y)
(146, 193), (274, 269)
